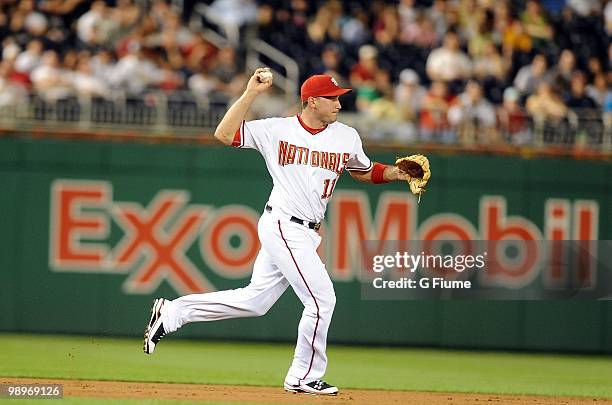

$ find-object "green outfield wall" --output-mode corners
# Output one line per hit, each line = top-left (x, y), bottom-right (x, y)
(0, 135), (611, 353)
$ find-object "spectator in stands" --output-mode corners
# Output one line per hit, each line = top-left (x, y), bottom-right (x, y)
(397, 0), (418, 44)
(397, 0), (418, 32)
(521, 0), (553, 48)
(566, 0), (601, 17)
(0, 0), (608, 148)
(0, 8), (9, 41)
(288, 0), (309, 31)
(150, 0), (172, 28)
(586, 72), (610, 108)
(113, 0), (141, 40)
(203, 0), (258, 45)
(366, 92), (416, 143)
(2, 38), (20, 64)
(254, 4), (275, 44)
(400, 11), (438, 48)
(498, 86), (531, 145)
(12, 2), (27, 28)
(23, 8), (48, 40)
(182, 35), (217, 73)
(38, 0), (89, 20)
(14, 39), (43, 74)
(444, 4), (461, 33)
(313, 44), (348, 86)
(8, 2), (30, 46)
(419, 80), (456, 143)
(550, 49), (576, 97)
(565, 70), (601, 145)
(71, 54), (110, 99)
(91, 48), (115, 80)
(357, 68), (393, 113)
(149, 11), (194, 50)
(427, 0), (448, 41)
(457, 0), (480, 41)
(513, 53), (550, 96)
(307, 2), (343, 46)
(501, 19), (533, 59)
(350, 44), (384, 110)
(62, 49), (80, 71)
(473, 41), (507, 82)
(565, 71), (598, 111)
(586, 56), (604, 81)
(361, 67), (416, 142)
(467, 9), (494, 59)
(114, 13), (153, 58)
(30, 50), (73, 101)
(2, 38), (30, 88)
(493, 2), (513, 46)
(210, 46), (240, 93)
(224, 71), (249, 102)
(144, 11), (193, 71)
(394, 68), (426, 123)
(448, 80), (498, 144)
(373, 5), (400, 47)
(305, 7), (328, 45)
(0, 60), (28, 107)
(426, 31), (471, 83)
(444, 4), (462, 34)
(340, 6), (370, 47)
(109, 42), (165, 94)
(188, 66), (217, 98)
(554, 6), (598, 63)
(526, 81), (567, 121)
(77, 1), (118, 49)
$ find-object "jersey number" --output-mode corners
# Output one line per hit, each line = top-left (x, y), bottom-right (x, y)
(321, 178), (337, 199)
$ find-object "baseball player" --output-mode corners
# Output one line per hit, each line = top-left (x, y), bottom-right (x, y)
(144, 68), (411, 396)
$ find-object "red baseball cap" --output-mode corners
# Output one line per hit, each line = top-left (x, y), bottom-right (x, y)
(300, 75), (351, 101)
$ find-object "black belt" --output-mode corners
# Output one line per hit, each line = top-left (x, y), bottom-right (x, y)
(265, 205), (321, 231)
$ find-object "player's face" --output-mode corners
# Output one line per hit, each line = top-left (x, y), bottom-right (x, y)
(313, 96), (342, 124)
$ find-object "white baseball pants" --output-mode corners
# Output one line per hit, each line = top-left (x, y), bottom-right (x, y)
(161, 208), (336, 385)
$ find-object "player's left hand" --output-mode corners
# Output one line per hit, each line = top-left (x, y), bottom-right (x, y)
(387, 165), (411, 181)
(395, 154), (431, 202)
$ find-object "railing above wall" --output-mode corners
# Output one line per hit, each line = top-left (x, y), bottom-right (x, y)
(0, 91), (609, 160)
(191, 4), (299, 103)
(0, 91), (228, 136)
(245, 39), (300, 103)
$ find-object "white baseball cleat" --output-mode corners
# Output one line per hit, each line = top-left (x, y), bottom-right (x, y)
(143, 298), (167, 354)
(284, 380), (339, 395)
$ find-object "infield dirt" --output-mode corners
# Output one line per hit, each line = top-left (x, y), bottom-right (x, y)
(3, 378), (611, 404)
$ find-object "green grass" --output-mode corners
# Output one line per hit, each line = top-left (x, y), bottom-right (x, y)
(0, 333), (611, 398)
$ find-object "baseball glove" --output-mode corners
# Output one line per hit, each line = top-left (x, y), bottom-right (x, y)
(395, 154), (431, 202)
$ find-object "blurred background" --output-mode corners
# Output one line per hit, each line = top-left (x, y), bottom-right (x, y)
(0, 0), (610, 356)
(0, 0), (609, 150)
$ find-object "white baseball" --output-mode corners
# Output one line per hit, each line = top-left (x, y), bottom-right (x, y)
(258, 70), (273, 81)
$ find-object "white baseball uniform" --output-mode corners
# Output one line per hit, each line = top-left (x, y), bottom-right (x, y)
(160, 114), (372, 386)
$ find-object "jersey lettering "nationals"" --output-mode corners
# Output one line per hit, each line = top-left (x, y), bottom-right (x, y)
(278, 141), (350, 175)
(232, 116), (372, 221)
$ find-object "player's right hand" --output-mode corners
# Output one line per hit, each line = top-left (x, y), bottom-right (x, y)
(246, 67), (273, 94)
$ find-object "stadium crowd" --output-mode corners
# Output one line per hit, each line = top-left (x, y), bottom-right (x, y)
(0, 0), (610, 145)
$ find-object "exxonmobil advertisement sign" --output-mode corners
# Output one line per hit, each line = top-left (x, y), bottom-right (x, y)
(49, 179), (600, 296)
